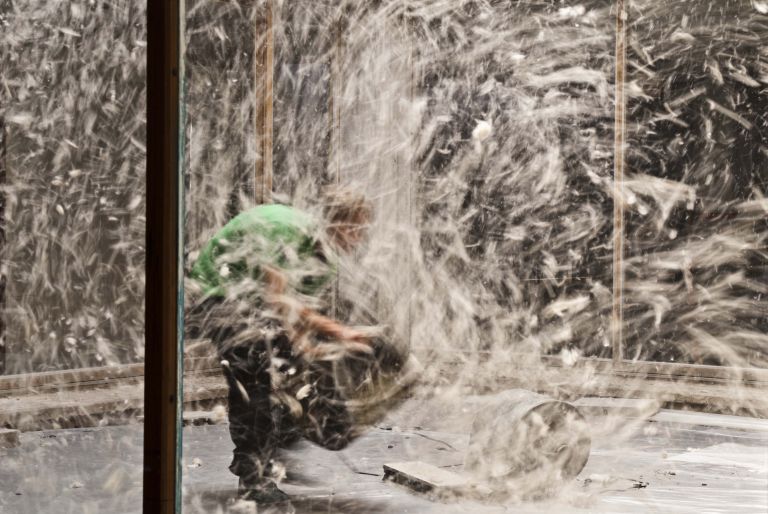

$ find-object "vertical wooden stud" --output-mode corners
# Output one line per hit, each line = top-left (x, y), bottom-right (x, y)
(254, 0), (274, 204)
(0, 119), (6, 376)
(144, 1), (184, 512)
(612, 0), (628, 364)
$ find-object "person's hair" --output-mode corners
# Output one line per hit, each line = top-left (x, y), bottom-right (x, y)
(322, 187), (373, 226)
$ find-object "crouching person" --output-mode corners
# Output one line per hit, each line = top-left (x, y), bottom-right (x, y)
(186, 190), (393, 504)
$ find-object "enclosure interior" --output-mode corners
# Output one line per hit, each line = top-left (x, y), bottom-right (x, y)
(0, 0), (767, 513)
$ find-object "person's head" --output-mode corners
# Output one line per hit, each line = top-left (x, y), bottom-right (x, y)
(323, 188), (373, 252)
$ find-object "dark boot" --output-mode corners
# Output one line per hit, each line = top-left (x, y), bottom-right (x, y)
(237, 476), (290, 504)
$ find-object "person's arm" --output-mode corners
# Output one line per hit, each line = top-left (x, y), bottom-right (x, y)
(262, 264), (288, 299)
(261, 265), (370, 343)
(298, 307), (370, 342)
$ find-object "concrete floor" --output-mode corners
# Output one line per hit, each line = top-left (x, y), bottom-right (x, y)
(0, 398), (766, 514)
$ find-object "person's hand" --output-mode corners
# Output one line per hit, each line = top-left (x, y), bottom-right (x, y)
(337, 328), (372, 343)
(301, 339), (373, 359)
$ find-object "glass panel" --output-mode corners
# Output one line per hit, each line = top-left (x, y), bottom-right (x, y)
(1, 3), (146, 374)
(622, 1), (768, 367)
(181, 1), (619, 510)
(182, 0), (265, 509)
(180, 2), (767, 513)
(0, 0), (145, 511)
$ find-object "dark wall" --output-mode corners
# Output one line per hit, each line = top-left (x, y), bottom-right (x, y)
(0, 1), (146, 373)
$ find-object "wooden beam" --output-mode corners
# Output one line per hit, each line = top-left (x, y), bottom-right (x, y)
(612, 0), (628, 364)
(145, 1), (183, 512)
(0, 363), (145, 396)
(254, 0), (274, 204)
(0, 373), (225, 432)
(0, 357), (219, 397)
(438, 350), (768, 385)
(3, 357), (767, 433)
(4, 350), (767, 402)
(540, 355), (768, 386)
(610, 359), (768, 385)
(488, 364), (768, 418)
(4, 351), (766, 398)
(0, 118), (6, 376)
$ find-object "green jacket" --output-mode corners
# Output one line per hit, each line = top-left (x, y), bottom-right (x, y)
(189, 204), (334, 300)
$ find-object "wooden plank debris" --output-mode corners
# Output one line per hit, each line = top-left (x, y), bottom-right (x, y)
(383, 461), (469, 493)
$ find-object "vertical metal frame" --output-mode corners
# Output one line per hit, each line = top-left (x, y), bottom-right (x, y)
(144, 1), (184, 513)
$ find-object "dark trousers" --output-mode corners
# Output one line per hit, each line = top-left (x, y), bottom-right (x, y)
(188, 297), (355, 484)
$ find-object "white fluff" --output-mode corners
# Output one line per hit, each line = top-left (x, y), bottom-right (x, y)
(558, 5), (586, 18)
(211, 404), (228, 424)
(295, 384), (313, 400)
(472, 120), (492, 142)
(559, 347), (581, 367)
